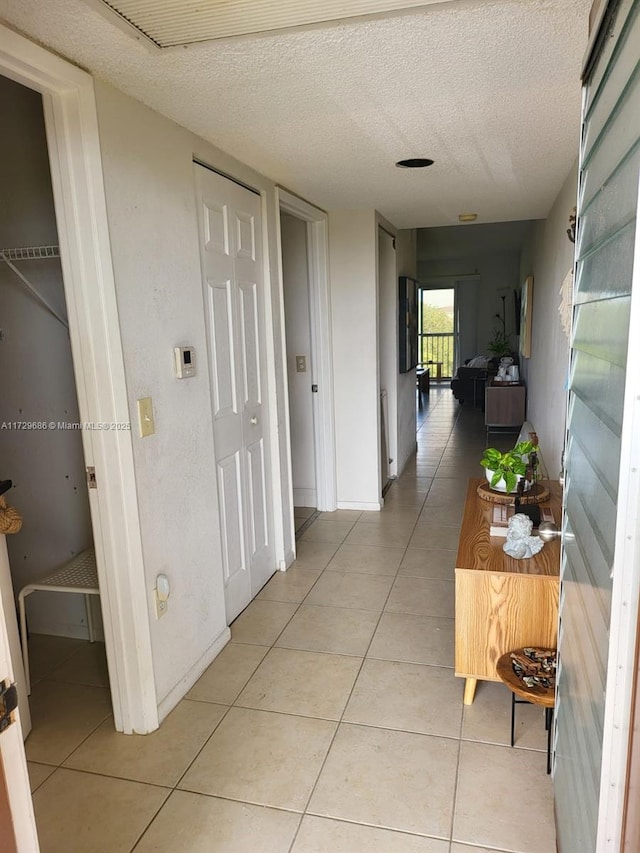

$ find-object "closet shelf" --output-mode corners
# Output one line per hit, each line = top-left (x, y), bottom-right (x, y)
(0, 245), (60, 261)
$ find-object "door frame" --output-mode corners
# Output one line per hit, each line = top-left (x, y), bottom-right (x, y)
(0, 24), (157, 734)
(275, 189), (336, 517)
(0, 537), (37, 851)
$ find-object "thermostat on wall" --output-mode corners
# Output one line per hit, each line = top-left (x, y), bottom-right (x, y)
(174, 346), (196, 379)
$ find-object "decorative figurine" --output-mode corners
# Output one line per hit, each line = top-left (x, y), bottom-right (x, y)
(503, 513), (544, 559)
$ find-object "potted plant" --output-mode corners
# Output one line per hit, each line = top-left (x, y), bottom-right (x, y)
(480, 440), (538, 493)
(487, 330), (513, 357)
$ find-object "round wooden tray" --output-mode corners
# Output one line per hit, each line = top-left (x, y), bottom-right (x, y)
(496, 650), (556, 707)
(476, 481), (550, 504)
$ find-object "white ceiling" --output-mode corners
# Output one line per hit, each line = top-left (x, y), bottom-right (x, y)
(0, 0), (591, 228)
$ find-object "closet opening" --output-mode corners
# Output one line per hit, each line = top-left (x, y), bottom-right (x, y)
(0, 74), (112, 756)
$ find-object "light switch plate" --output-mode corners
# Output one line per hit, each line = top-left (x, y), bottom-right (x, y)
(137, 397), (155, 438)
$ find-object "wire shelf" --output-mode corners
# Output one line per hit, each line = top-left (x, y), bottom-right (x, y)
(0, 245), (60, 261)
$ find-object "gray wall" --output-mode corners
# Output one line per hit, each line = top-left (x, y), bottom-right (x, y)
(0, 75), (93, 638)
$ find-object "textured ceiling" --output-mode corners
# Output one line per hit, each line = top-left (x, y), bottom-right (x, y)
(0, 0), (591, 228)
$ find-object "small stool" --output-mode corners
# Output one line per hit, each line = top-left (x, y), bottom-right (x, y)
(497, 648), (556, 774)
(18, 548), (99, 694)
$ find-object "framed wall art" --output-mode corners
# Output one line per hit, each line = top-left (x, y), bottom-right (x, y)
(399, 275), (419, 373)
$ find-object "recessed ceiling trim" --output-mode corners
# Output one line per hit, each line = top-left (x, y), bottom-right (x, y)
(91, 0), (456, 47)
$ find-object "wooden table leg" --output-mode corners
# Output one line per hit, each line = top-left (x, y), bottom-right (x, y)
(463, 678), (478, 705)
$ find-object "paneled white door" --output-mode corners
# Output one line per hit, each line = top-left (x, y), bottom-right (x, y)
(195, 164), (275, 622)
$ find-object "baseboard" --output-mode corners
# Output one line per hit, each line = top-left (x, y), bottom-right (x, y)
(157, 625), (231, 724)
(337, 500), (383, 511)
(293, 488), (317, 507)
(278, 549), (296, 571)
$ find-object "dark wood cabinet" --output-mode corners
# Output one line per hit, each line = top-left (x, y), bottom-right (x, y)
(485, 383), (526, 432)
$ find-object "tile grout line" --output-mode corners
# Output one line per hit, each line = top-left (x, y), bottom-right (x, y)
(286, 441), (439, 849)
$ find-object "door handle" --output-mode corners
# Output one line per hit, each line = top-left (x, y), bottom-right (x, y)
(250, 417), (258, 425)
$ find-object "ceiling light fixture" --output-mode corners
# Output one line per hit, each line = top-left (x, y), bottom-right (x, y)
(458, 213), (478, 223)
(395, 158), (434, 168)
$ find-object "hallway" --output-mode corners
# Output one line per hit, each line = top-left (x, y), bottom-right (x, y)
(27, 389), (555, 852)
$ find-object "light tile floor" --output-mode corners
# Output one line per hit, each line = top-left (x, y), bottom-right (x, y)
(27, 388), (555, 852)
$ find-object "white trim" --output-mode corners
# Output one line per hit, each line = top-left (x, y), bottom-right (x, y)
(0, 536), (38, 851)
(279, 548), (295, 571)
(292, 488), (317, 507)
(276, 188), (337, 514)
(157, 627), (230, 722)
(0, 24), (158, 734)
(596, 173), (640, 852)
(338, 501), (383, 511)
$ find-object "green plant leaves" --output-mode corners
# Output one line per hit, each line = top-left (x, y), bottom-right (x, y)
(481, 441), (540, 492)
(490, 470), (503, 488)
(504, 470), (518, 493)
(480, 448), (503, 468)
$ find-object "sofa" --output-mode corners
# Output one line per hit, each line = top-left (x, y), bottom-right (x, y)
(451, 366), (489, 406)
(450, 357), (506, 406)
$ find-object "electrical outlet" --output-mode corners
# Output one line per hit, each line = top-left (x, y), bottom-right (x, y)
(154, 573), (170, 618)
(296, 355), (307, 373)
(155, 590), (168, 618)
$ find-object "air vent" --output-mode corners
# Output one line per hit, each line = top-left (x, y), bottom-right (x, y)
(92, 0), (449, 48)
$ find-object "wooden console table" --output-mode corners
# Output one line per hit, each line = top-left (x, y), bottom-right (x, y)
(455, 479), (561, 704)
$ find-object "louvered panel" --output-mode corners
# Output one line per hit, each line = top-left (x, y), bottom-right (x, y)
(562, 546), (610, 682)
(575, 220), (636, 304)
(581, 83), (640, 211)
(564, 505), (612, 627)
(584, 0), (635, 114)
(565, 437), (616, 564)
(98, 0), (450, 46)
(555, 707), (600, 847)
(566, 396), (620, 504)
(570, 350), (625, 436)
(577, 142), (640, 264)
(556, 3), (640, 848)
(572, 296), (631, 368)
(582, 1), (640, 157)
(580, 26), (640, 213)
(557, 604), (605, 766)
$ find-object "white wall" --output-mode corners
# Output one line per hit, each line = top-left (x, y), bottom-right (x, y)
(0, 75), (93, 639)
(281, 213), (315, 507)
(93, 80), (293, 708)
(520, 163), (578, 476)
(395, 229), (418, 475)
(328, 210), (380, 509)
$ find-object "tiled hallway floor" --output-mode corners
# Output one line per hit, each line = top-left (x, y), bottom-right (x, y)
(27, 389), (555, 852)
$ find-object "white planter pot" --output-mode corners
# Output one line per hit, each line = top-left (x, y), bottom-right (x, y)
(484, 468), (532, 494)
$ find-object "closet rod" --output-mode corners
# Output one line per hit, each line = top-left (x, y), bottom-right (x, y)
(0, 245), (60, 261)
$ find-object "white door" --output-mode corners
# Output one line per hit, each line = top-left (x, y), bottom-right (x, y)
(195, 164), (275, 622)
(0, 537), (39, 852)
